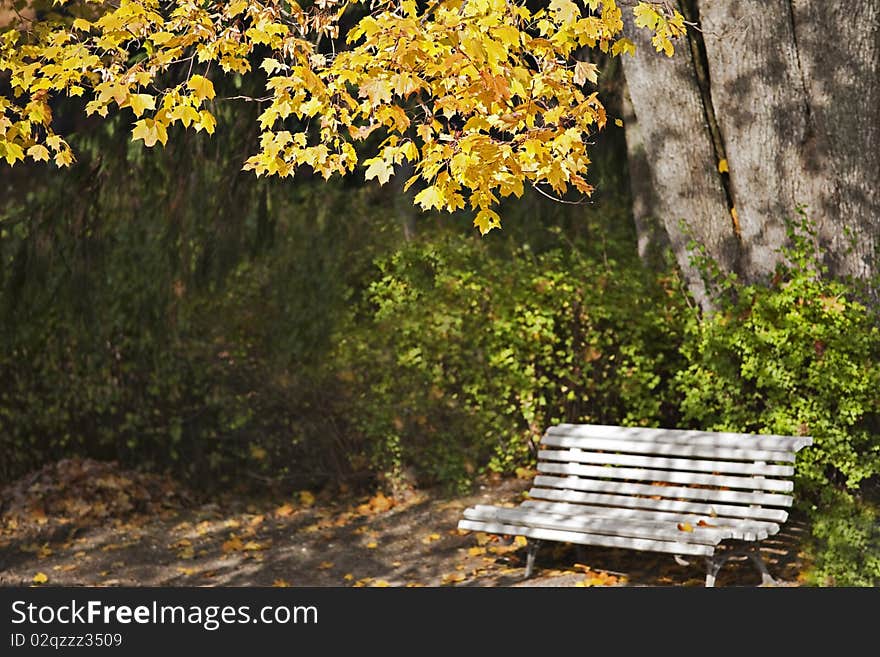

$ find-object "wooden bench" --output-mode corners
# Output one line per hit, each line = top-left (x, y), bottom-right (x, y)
(458, 423), (812, 586)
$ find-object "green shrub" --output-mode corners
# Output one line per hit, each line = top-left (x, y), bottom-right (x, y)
(677, 211), (880, 585)
(335, 231), (686, 491)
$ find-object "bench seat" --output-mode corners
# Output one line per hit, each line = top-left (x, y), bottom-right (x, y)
(458, 423), (812, 586)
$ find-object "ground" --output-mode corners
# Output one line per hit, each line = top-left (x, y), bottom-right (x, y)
(0, 458), (810, 588)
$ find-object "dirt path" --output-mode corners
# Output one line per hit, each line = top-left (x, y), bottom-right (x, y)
(0, 458), (809, 588)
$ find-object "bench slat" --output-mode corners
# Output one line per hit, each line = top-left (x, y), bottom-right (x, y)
(457, 519), (716, 557)
(537, 461), (793, 492)
(527, 486), (789, 522)
(467, 504), (771, 542)
(547, 424), (813, 451)
(463, 506), (745, 544)
(537, 448), (795, 477)
(541, 434), (797, 462)
(518, 501), (780, 540)
(533, 474), (794, 507)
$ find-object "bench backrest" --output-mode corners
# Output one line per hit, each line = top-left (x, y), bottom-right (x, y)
(530, 424), (813, 524)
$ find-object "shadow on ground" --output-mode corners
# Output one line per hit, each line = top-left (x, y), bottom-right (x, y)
(0, 460), (810, 588)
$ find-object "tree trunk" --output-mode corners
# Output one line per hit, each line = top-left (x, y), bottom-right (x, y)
(620, 8), (737, 308)
(620, 76), (669, 268)
(789, 0), (880, 281)
(622, 0), (880, 300)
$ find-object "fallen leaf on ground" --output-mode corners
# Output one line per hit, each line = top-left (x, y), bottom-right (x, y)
(272, 579), (291, 587)
(441, 572), (466, 584)
(318, 561), (334, 570)
(421, 533), (441, 544)
(32, 572), (48, 584)
(365, 541), (378, 549)
(275, 503), (295, 517)
(222, 536), (244, 553)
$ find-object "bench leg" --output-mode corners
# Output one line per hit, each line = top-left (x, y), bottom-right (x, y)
(705, 553), (732, 587)
(747, 543), (776, 586)
(524, 539), (541, 579)
(706, 543), (776, 587)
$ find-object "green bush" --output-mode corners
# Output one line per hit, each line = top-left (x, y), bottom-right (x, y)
(334, 230), (686, 491)
(676, 212), (880, 585)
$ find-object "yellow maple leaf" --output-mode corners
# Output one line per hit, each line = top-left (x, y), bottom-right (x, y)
(414, 185), (444, 211)
(27, 144), (50, 162)
(226, 0), (248, 17)
(633, 3), (661, 30)
(32, 572), (48, 584)
(128, 93), (155, 118)
(131, 118), (167, 148)
(54, 148), (75, 167)
(573, 61), (599, 86)
(473, 208), (502, 235)
(612, 37), (637, 57)
(363, 157), (394, 185)
(549, 0), (581, 24)
(718, 158), (729, 173)
(358, 78), (392, 106)
(187, 75), (215, 102)
(195, 110), (216, 135)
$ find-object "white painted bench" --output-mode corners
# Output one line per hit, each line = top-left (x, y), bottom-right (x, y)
(458, 423), (812, 586)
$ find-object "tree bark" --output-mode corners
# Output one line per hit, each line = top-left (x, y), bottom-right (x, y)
(622, 0), (880, 299)
(620, 76), (669, 267)
(790, 0), (880, 281)
(620, 8), (737, 308)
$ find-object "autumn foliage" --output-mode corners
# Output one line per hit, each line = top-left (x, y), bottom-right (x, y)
(1, 0), (684, 231)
